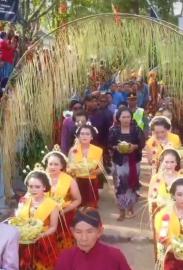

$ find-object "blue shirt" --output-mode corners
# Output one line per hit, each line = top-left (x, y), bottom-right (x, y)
(121, 91), (129, 102)
(137, 83), (149, 108)
(112, 92), (125, 107)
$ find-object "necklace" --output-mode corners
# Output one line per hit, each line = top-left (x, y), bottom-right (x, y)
(52, 177), (58, 186)
(174, 205), (183, 219)
(31, 197), (44, 208)
(29, 197), (44, 218)
(163, 171), (177, 188)
(81, 146), (89, 158)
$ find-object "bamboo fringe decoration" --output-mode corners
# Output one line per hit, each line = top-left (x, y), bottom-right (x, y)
(0, 14), (183, 197)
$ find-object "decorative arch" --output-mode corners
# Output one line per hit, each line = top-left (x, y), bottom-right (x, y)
(1, 13), (183, 197)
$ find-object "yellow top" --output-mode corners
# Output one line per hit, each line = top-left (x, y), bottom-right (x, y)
(148, 172), (180, 207)
(155, 206), (181, 243)
(48, 172), (73, 208)
(17, 196), (57, 225)
(68, 143), (103, 179)
(146, 132), (181, 172)
(146, 132), (181, 153)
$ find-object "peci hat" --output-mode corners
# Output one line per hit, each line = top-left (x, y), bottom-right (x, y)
(72, 207), (102, 228)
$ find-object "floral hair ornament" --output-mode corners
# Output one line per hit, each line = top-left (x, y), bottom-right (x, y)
(149, 115), (171, 129)
(23, 162), (52, 186)
(42, 144), (68, 164)
(75, 121), (99, 135)
(85, 121), (99, 134)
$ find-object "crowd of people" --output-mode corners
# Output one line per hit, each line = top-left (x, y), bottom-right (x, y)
(0, 24), (20, 97)
(0, 68), (183, 270)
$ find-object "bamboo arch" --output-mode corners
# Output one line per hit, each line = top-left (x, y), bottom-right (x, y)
(1, 13), (183, 198)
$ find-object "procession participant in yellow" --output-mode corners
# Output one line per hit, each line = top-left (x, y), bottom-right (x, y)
(148, 148), (181, 212)
(68, 124), (103, 208)
(42, 145), (81, 250)
(155, 178), (183, 269)
(146, 116), (181, 173)
(16, 170), (59, 270)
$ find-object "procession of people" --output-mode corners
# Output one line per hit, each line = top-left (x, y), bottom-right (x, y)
(1, 68), (183, 270)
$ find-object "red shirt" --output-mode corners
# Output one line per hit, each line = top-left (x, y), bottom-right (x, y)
(55, 241), (132, 270)
(0, 39), (15, 64)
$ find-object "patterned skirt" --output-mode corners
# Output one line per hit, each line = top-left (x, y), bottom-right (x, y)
(19, 234), (58, 270)
(113, 157), (140, 210)
(56, 210), (75, 252)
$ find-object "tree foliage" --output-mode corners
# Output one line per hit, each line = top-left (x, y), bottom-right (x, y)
(18, 0), (60, 35)
(68, 0), (177, 22)
(16, 0), (179, 53)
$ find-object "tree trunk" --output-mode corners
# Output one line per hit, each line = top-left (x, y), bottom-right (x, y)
(132, 0), (139, 14)
(19, 22), (29, 57)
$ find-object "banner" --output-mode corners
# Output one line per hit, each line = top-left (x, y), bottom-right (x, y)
(0, 0), (19, 22)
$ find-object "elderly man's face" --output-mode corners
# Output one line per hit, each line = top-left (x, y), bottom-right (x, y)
(71, 221), (103, 253)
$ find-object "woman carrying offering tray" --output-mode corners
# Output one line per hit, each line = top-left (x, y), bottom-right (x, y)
(10, 169), (59, 270)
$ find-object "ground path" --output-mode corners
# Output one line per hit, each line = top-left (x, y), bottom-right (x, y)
(100, 153), (155, 270)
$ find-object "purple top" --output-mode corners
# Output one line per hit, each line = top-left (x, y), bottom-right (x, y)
(89, 108), (113, 148)
(55, 241), (132, 270)
(60, 117), (75, 155)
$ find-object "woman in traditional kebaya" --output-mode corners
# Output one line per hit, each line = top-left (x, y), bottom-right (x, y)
(16, 170), (59, 270)
(146, 116), (181, 173)
(108, 107), (145, 220)
(68, 124), (103, 208)
(155, 178), (183, 269)
(148, 148), (181, 262)
(148, 148), (181, 213)
(43, 146), (81, 250)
